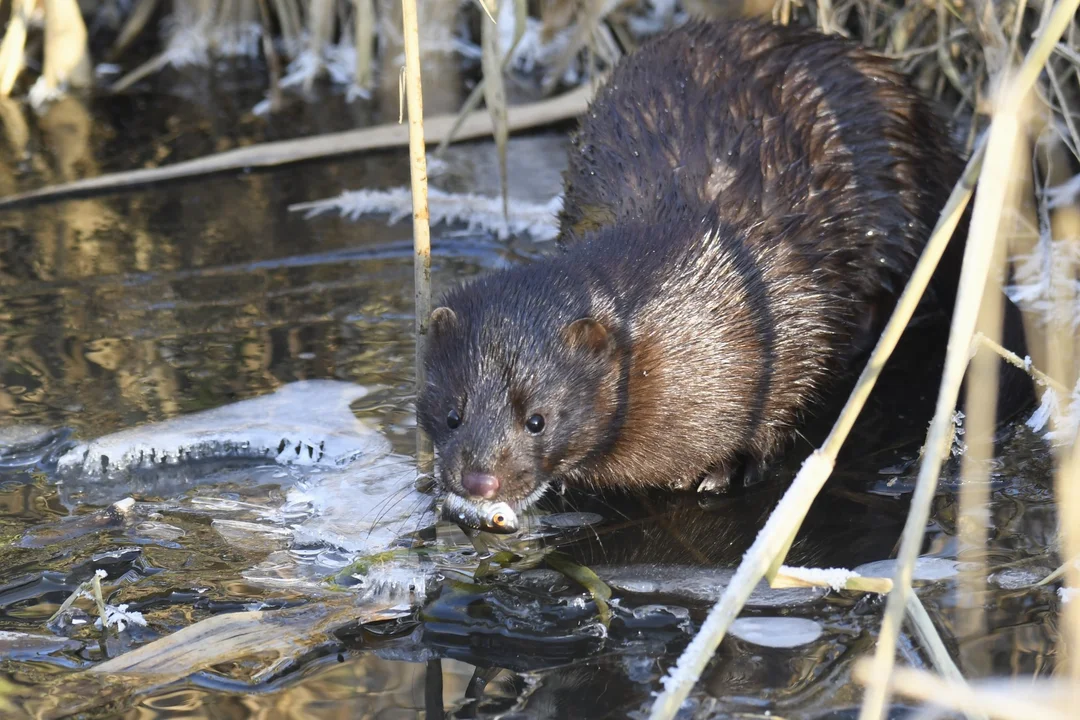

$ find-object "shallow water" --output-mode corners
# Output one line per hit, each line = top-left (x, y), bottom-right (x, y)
(0, 66), (1068, 719)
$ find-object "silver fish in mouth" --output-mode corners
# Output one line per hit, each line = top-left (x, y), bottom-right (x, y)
(441, 493), (520, 535)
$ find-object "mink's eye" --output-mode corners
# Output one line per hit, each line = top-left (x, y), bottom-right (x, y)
(525, 414), (545, 434)
(447, 409), (462, 429)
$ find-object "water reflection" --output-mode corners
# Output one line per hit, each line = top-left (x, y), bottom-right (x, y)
(133, 656), (476, 719)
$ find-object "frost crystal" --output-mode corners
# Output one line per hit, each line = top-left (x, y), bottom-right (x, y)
(295, 187), (563, 242)
(1006, 237), (1080, 329)
(1025, 379), (1080, 445)
(777, 565), (856, 592)
(951, 410), (967, 457)
(95, 604), (147, 633)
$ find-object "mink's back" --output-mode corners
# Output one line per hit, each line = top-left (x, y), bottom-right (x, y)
(558, 18), (966, 321)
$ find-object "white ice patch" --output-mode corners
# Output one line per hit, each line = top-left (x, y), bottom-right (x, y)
(50, 380), (428, 600)
(56, 380), (390, 478)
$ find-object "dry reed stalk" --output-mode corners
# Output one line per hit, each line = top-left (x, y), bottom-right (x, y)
(818, 0), (837, 33)
(771, 565), (893, 594)
(955, 80), (1027, 679)
(856, 58), (1035, 720)
(0, 97), (29, 156)
(0, 82), (594, 210)
(646, 133), (987, 720)
(905, 594), (968, 686)
(399, 0), (434, 471)
(41, 0), (93, 93)
(541, 0), (609, 93)
(435, 0), (526, 156)
(271, 0), (304, 45)
(257, 0), (285, 112)
(973, 333), (1071, 395)
(108, 0), (162, 60)
(0, 0), (33, 96)
(1056, 427), (1080, 680)
(475, 0), (496, 22)
(1044, 174), (1080, 680)
(481, 0), (510, 219)
(306, 0), (337, 92)
(1035, 55), (1080, 678)
(852, 662), (1075, 720)
(905, 594), (988, 720)
(355, 0), (376, 90)
(109, 53), (171, 93)
(651, 6), (1080, 717)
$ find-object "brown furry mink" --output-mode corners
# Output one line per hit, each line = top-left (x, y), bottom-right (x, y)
(416, 17), (1011, 521)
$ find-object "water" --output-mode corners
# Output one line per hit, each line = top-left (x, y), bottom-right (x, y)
(0, 65), (1068, 719)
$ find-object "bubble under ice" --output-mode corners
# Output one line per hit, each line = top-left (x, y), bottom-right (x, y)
(55, 380), (392, 479)
(595, 565), (827, 608)
(729, 617), (824, 648)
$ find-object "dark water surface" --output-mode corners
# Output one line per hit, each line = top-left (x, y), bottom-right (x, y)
(0, 67), (1067, 719)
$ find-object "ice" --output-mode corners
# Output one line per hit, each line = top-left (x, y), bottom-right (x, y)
(56, 380), (390, 479)
(0, 424), (69, 469)
(729, 617), (824, 648)
(853, 557), (959, 582)
(287, 454), (436, 554)
(46, 381), (429, 597)
(989, 567), (1049, 590)
(0, 631), (81, 659)
(595, 565), (827, 608)
(211, 519), (294, 553)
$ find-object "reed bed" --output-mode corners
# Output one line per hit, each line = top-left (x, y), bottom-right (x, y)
(3, 0), (1080, 718)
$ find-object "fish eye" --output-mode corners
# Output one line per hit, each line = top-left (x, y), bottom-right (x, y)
(447, 409), (462, 429)
(525, 414), (546, 434)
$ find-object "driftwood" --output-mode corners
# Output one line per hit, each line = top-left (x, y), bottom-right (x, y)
(23, 597), (406, 719)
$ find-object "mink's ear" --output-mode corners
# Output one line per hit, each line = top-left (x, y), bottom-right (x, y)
(563, 317), (613, 357)
(429, 307), (458, 338)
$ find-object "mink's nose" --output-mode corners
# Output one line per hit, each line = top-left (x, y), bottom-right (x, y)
(462, 472), (500, 499)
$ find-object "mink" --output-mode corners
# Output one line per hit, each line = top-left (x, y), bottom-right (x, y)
(416, 17), (1025, 524)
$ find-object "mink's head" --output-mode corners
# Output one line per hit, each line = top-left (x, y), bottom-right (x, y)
(416, 265), (622, 529)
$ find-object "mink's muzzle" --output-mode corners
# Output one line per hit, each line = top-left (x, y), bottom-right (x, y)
(461, 471), (500, 498)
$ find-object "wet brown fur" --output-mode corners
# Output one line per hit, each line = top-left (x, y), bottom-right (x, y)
(417, 18), (982, 509)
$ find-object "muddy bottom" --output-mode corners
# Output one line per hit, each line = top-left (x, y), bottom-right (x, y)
(0, 65), (1065, 720)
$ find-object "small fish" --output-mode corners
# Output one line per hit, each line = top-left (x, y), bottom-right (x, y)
(441, 493), (520, 535)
